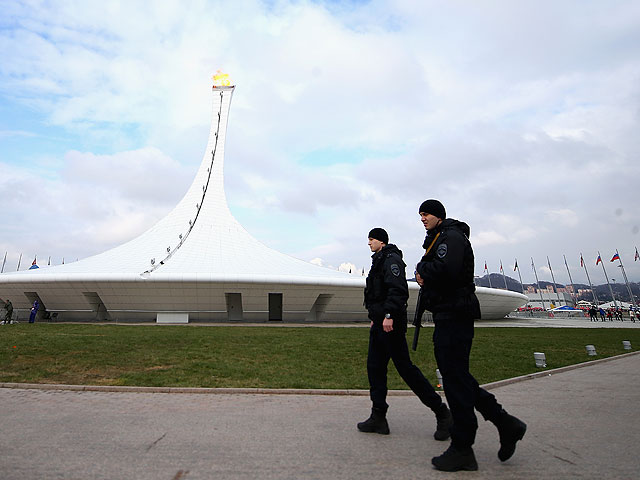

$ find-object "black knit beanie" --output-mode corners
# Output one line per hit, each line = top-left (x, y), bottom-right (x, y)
(418, 199), (446, 219)
(368, 228), (389, 244)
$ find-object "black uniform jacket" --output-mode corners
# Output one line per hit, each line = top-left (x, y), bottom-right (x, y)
(415, 219), (481, 320)
(364, 244), (409, 328)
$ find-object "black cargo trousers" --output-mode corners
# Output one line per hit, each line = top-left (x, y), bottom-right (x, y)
(367, 318), (442, 413)
(432, 316), (504, 449)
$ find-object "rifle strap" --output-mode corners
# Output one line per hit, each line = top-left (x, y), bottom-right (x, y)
(424, 232), (441, 257)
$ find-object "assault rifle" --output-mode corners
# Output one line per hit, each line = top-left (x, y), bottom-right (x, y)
(412, 287), (426, 351)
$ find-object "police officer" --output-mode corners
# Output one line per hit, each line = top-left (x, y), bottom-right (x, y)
(358, 227), (452, 440)
(414, 200), (526, 472)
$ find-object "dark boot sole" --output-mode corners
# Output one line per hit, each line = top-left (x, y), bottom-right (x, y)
(432, 459), (478, 471)
(432, 463), (478, 472)
(357, 426), (390, 435)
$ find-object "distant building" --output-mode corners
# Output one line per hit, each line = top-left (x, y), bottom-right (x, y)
(525, 291), (575, 310)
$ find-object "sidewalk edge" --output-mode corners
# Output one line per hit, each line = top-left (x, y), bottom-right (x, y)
(2, 350), (638, 396)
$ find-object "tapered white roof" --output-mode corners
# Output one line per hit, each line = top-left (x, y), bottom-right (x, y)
(0, 83), (527, 320)
(5, 85), (359, 283)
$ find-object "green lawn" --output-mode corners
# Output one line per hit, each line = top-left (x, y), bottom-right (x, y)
(1, 324), (638, 389)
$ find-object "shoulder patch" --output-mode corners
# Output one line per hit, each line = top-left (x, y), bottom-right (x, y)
(436, 243), (448, 259)
(390, 264), (401, 277)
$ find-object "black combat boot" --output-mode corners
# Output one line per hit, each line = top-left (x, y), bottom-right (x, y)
(431, 444), (478, 471)
(495, 412), (527, 461)
(357, 407), (390, 435)
(433, 403), (453, 441)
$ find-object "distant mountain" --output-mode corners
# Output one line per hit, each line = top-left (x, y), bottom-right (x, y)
(474, 274), (640, 303)
(475, 273), (523, 292)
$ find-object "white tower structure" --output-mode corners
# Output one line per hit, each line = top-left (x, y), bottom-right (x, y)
(0, 81), (527, 323)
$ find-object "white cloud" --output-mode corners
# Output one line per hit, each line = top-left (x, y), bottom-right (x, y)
(538, 266), (555, 278)
(472, 231), (509, 248)
(309, 257), (323, 267)
(338, 262), (358, 274)
(0, 148), (190, 260)
(0, 130), (36, 138)
(545, 209), (580, 228)
(1, 0), (640, 282)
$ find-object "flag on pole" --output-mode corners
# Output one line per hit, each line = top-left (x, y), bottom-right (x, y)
(580, 254), (584, 267)
(514, 259), (518, 271)
(484, 261), (488, 271)
(500, 261), (504, 273)
(596, 254), (602, 265)
(635, 247), (639, 261)
(610, 252), (620, 262)
(29, 256), (40, 270)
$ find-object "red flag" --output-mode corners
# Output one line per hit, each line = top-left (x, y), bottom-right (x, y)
(32, 257), (37, 266)
(484, 262), (488, 271)
(580, 254), (584, 267)
(596, 254), (602, 265)
(610, 252), (620, 262)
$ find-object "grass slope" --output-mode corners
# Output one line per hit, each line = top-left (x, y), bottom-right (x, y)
(1, 324), (638, 389)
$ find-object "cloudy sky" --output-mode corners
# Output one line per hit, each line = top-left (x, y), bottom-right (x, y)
(1, 0), (639, 287)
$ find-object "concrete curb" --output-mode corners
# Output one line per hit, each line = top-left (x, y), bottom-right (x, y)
(2, 350), (638, 396)
(481, 349), (640, 390)
(0, 383), (381, 396)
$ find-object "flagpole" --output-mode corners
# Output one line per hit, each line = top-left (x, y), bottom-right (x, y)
(563, 255), (578, 307)
(1, 251), (6, 274)
(547, 256), (562, 307)
(500, 260), (508, 290)
(514, 259), (525, 294)
(485, 262), (492, 288)
(615, 250), (636, 308)
(581, 253), (599, 305)
(531, 257), (546, 311)
(598, 251), (617, 308)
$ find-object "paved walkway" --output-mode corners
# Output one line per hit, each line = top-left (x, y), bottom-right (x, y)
(481, 314), (640, 328)
(2, 352), (639, 479)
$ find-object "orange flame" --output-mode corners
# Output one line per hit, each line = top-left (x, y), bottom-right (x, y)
(212, 70), (232, 87)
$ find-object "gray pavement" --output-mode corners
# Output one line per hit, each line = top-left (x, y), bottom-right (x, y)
(481, 314), (640, 328)
(2, 352), (640, 479)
